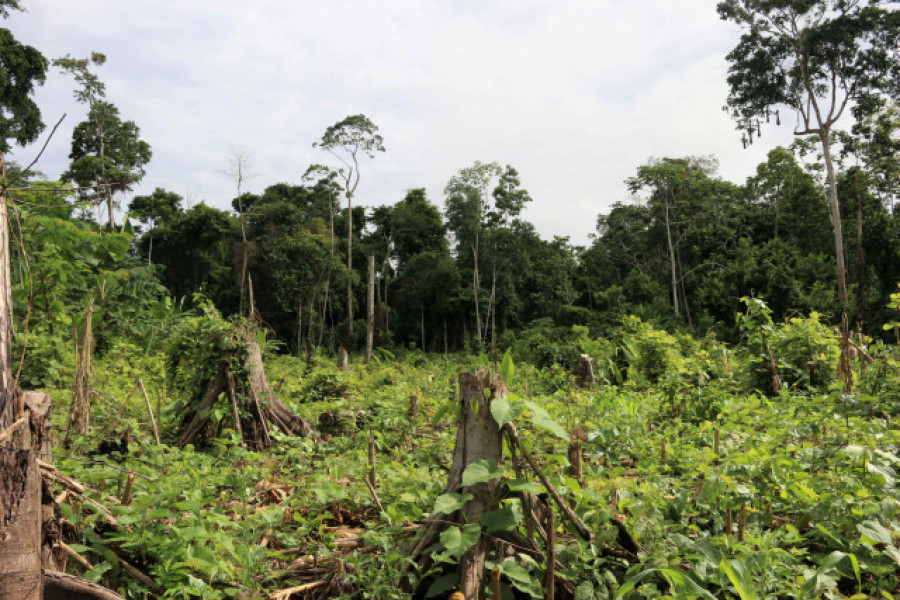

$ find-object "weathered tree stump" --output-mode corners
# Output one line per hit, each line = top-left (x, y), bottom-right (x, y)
(574, 353), (595, 387)
(337, 347), (349, 371)
(0, 448), (42, 599)
(176, 331), (318, 449)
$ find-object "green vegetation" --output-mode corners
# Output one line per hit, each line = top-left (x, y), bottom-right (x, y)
(1, 1), (900, 598)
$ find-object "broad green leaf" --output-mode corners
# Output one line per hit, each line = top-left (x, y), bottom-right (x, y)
(506, 479), (543, 494)
(440, 523), (480, 558)
(491, 396), (523, 428)
(483, 507), (517, 532)
(83, 561), (112, 583)
(433, 493), (472, 515)
(857, 520), (893, 545)
(719, 559), (757, 600)
(462, 459), (503, 486)
(524, 400), (569, 440)
(499, 558), (532, 585)
(574, 581), (595, 600)
(425, 573), (459, 598)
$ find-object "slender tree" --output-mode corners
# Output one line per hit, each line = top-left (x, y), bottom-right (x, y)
(55, 53), (151, 228)
(313, 115), (384, 343)
(718, 0), (900, 305)
(444, 161), (502, 341)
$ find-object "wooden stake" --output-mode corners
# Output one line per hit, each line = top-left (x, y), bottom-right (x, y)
(568, 441), (583, 485)
(714, 429), (720, 455)
(738, 503), (746, 541)
(366, 255), (375, 364)
(120, 472), (135, 505)
(544, 507), (555, 600)
(492, 567), (502, 599)
(226, 372), (244, 443)
(137, 379), (160, 445)
(725, 507), (733, 536)
(661, 440), (667, 465)
(368, 431), (377, 490)
(408, 393), (419, 421)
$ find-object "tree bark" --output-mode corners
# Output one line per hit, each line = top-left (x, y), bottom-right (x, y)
(452, 372), (504, 598)
(0, 449), (42, 600)
(346, 194), (354, 341)
(366, 255), (374, 364)
(337, 347), (349, 372)
(820, 130), (848, 305)
(665, 193), (680, 317)
(44, 570), (125, 600)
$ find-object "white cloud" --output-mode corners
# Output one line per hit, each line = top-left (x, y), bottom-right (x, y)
(6, 0), (810, 244)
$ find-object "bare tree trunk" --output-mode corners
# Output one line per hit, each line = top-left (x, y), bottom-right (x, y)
(346, 195), (354, 341)
(296, 301), (303, 356)
(366, 255), (374, 364)
(66, 306), (93, 445)
(0, 186), (13, 429)
(472, 235), (482, 342)
(420, 306), (425, 351)
(665, 196), (680, 317)
(820, 130), (848, 305)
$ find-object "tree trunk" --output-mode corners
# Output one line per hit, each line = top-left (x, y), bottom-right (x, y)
(0, 449), (42, 600)
(820, 130), (848, 305)
(472, 235), (481, 342)
(449, 372), (505, 598)
(856, 198), (867, 321)
(665, 196), (680, 316)
(0, 188), (12, 429)
(366, 255), (374, 364)
(346, 195), (354, 341)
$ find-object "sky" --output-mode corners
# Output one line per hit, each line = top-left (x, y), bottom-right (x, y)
(6, 0), (803, 245)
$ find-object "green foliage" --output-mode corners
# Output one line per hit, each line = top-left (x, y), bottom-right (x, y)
(738, 297), (839, 391)
(0, 8), (47, 152)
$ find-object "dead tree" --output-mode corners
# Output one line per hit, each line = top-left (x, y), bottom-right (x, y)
(176, 330), (319, 449)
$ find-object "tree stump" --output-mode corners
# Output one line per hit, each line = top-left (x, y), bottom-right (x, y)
(337, 347), (349, 371)
(0, 448), (42, 599)
(574, 353), (595, 387)
(176, 331), (318, 449)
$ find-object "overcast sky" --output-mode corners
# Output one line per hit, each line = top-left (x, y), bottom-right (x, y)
(7, 0), (802, 245)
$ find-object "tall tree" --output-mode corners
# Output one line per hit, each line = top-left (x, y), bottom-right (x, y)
(224, 150), (255, 318)
(56, 53), (150, 228)
(444, 161), (503, 341)
(313, 114), (384, 342)
(0, 3), (46, 156)
(717, 0), (900, 305)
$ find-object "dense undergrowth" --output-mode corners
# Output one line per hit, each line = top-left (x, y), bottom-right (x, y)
(31, 301), (900, 599)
